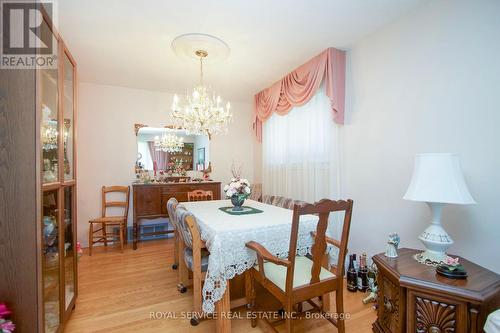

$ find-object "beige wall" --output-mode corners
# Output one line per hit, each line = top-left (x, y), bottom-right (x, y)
(77, 82), (255, 246)
(253, 0), (500, 273)
(343, 0), (500, 273)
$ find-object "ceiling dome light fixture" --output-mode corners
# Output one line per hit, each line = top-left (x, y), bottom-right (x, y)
(170, 34), (232, 138)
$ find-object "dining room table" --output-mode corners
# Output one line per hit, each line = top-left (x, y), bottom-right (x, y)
(178, 198), (333, 333)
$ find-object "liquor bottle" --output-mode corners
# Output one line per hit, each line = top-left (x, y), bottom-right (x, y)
(346, 254), (358, 292)
(367, 263), (377, 291)
(357, 253), (369, 292)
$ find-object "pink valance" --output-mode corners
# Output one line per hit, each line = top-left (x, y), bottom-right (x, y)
(253, 47), (346, 142)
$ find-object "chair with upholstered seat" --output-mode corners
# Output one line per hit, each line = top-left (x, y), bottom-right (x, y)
(88, 186), (130, 256)
(176, 206), (210, 325)
(187, 189), (214, 201)
(245, 199), (353, 333)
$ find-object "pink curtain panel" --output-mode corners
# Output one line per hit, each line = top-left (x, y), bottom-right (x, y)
(253, 47), (346, 142)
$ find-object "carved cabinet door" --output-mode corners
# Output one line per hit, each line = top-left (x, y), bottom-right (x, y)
(377, 274), (406, 333)
(407, 290), (467, 333)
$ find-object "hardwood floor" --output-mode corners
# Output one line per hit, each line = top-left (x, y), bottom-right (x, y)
(65, 239), (376, 332)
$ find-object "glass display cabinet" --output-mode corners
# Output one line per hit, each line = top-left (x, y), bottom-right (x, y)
(39, 10), (78, 332)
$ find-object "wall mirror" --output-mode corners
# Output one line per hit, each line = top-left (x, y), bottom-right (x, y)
(135, 126), (210, 178)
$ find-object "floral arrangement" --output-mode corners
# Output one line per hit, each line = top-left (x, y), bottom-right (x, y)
(224, 178), (251, 199)
(0, 303), (15, 333)
(224, 162), (251, 199)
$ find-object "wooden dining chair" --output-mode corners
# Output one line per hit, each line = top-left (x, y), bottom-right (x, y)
(245, 199), (353, 333)
(88, 186), (130, 256)
(187, 189), (214, 201)
(166, 198), (180, 270)
(176, 206), (210, 326)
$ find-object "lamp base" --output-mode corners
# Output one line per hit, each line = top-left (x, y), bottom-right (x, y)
(415, 202), (454, 265)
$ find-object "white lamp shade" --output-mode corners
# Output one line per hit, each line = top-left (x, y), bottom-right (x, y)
(404, 153), (475, 204)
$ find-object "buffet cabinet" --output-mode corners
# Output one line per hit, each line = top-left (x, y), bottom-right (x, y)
(372, 249), (500, 333)
(132, 182), (221, 249)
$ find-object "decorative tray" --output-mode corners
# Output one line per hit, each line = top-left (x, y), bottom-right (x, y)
(436, 264), (468, 279)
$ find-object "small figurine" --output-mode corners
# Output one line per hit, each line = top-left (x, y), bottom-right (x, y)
(385, 232), (400, 258)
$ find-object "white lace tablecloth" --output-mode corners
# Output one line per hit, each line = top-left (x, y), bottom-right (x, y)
(179, 199), (320, 314)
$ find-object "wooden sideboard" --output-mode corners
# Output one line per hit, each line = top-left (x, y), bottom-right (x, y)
(132, 182), (221, 249)
(372, 248), (500, 333)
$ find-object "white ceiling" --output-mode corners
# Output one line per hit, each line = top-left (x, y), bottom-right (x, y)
(58, 0), (426, 103)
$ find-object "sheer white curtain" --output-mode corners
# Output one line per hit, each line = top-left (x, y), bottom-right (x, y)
(263, 86), (341, 237)
(137, 141), (154, 170)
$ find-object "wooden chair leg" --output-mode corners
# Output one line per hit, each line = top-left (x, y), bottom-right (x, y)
(322, 292), (333, 312)
(88, 222), (93, 256)
(284, 301), (293, 333)
(193, 261), (202, 314)
(336, 287), (346, 333)
(177, 243), (189, 293)
(119, 223), (124, 253)
(102, 222), (107, 247)
(123, 222), (128, 245)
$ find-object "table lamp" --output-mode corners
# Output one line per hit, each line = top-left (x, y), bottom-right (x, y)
(404, 153), (475, 264)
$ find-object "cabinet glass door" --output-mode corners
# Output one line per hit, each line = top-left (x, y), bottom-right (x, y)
(63, 52), (75, 181)
(41, 20), (59, 184)
(63, 186), (76, 312)
(42, 190), (60, 333)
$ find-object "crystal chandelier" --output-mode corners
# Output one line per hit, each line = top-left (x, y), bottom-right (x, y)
(154, 133), (184, 153)
(171, 50), (232, 137)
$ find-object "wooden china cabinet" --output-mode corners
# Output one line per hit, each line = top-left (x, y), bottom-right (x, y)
(167, 142), (195, 171)
(38, 10), (79, 333)
(0, 5), (77, 332)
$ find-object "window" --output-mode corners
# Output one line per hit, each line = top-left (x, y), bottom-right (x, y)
(262, 86), (341, 236)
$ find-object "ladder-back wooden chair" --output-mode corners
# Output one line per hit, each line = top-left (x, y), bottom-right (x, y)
(88, 186), (130, 256)
(245, 199), (353, 333)
(187, 190), (214, 202)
